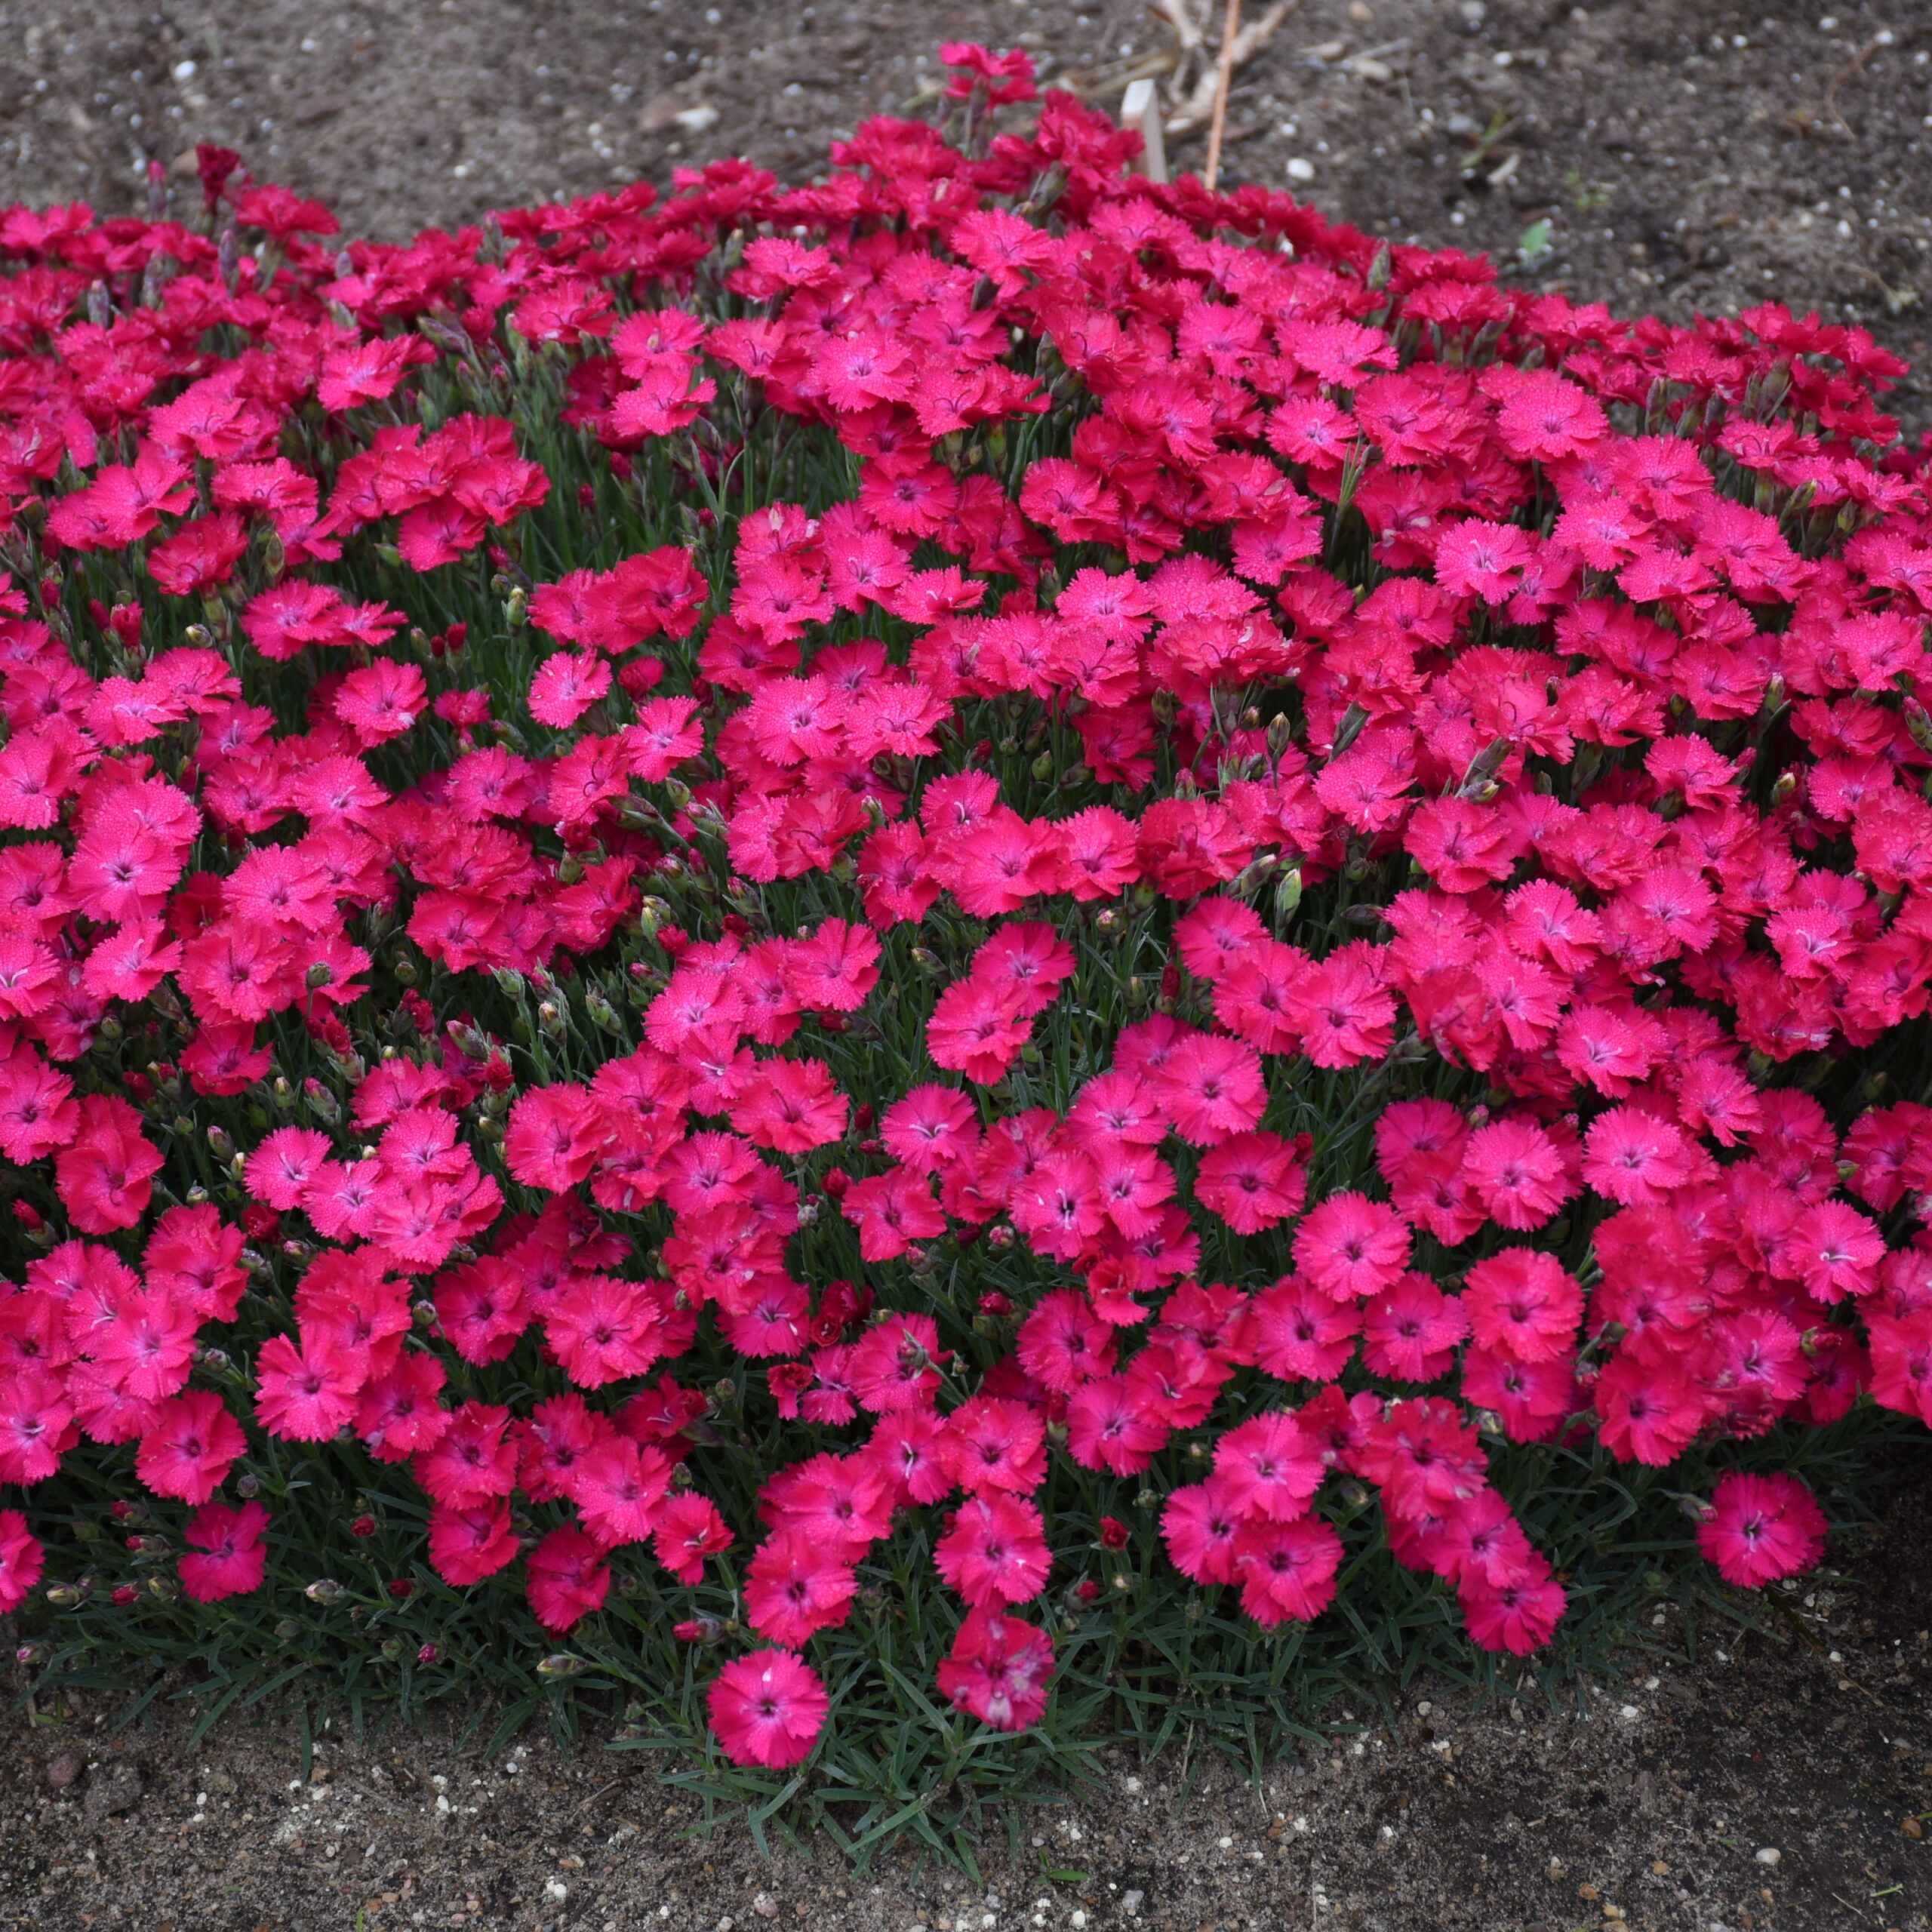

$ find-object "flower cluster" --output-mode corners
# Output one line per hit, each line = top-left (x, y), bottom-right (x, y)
(0, 48), (1927, 1770)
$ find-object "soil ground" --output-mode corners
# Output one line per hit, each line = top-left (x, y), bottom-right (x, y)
(0, 0), (1927, 426)
(2, 1459), (1930, 1931)
(2, 4), (1932, 1927)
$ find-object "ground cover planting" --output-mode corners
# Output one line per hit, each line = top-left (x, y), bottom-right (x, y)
(1, 42), (1930, 1855)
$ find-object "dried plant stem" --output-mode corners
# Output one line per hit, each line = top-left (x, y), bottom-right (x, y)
(1821, 30), (1886, 137)
(1204, 0), (1242, 189)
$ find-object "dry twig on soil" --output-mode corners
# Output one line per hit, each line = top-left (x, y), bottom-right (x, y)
(1149, 0), (1301, 140)
(1204, 0), (1243, 189)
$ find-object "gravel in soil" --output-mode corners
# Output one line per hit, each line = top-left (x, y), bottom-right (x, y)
(2, 1611), (1929, 1930)
(4, 1460), (1930, 1932)
(0, 0), (1926, 430)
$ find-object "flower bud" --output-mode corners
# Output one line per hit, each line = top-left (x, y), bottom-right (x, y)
(1330, 702), (1370, 758)
(536, 1653), (586, 1679)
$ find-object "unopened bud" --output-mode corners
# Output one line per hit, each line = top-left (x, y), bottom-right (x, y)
(1330, 702), (1370, 759)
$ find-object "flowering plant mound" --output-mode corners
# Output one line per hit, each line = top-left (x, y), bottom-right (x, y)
(2, 50), (1930, 1792)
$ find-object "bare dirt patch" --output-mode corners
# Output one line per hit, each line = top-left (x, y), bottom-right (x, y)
(4, 1457), (1930, 1932)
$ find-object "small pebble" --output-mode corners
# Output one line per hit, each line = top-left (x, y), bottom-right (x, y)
(752, 1897), (779, 1921)
(1755, 1847), (1781, 1866)
(1286, 156), (1316, 181)
(45, 1752), (83, 1789)
(1122, 1892), (1144, 1916)
(82, 1761), (142, 1824)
